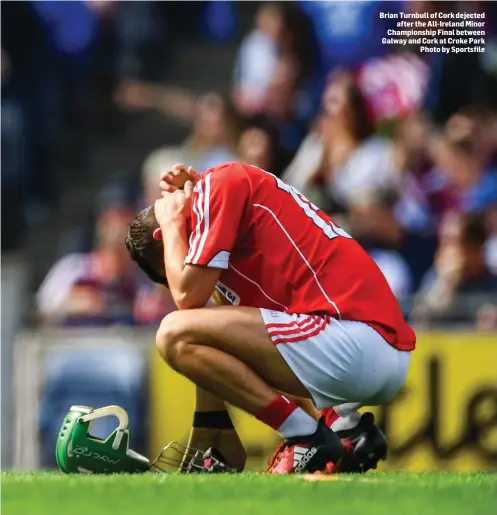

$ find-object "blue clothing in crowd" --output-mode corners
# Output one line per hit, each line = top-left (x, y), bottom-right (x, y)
(299, 1), (404, 70)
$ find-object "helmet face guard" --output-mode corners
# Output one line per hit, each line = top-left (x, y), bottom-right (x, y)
(152, 442), (237, 474)
(56, 405), (236, 475)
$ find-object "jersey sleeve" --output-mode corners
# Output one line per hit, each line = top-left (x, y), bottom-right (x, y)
(185, 163), (250, 269)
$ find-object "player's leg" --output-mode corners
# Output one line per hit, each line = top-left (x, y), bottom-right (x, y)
(260, 311), (412, 473)
(286, 395), (320, 420)
(155, 306), (344, 473)
(156, 306), (313, 407)
(182, 387), (247, 471)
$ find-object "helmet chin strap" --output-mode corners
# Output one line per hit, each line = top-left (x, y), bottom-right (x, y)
(56, 405), (237, 475)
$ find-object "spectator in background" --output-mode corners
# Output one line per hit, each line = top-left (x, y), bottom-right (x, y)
(232, 2), (321, 174)
(299, 1), (402, 71)
(413, 213), (497, 325)
(444, 106), (497, 168)
(232, 2), (284, 117)
(392, 107), (497, 236)
(36, 197), (139, 326)
(356, 52), (429, 131)
(430, 108), (497, 216)
(233, 2), (321, 121)
(347, 188), (414, 301)
(115, 84), (239, 172)
(393, 112), (439, 233)
(420, 2), (497, 123)
(283, 70), (397, 212)
(237, 127), (274, 171)
(183, 93), (240, 171)
(247, 53), (308, 174)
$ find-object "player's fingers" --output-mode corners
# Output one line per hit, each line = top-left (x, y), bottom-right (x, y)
(159, 180), (177, 193)
(187, 166), (201, 181)
(159, 172), (177, 184)
(159, 167), (182, 183)
(184, 180), (194, 198)
(172, 164), (187, 175)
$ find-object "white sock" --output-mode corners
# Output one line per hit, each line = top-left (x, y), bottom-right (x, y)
(278, 408), (319, 439)
(334, 402), (362, 417)
(330, 409), (361, 432)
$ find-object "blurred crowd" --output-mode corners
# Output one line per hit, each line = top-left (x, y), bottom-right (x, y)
(2, 0), (497, 330)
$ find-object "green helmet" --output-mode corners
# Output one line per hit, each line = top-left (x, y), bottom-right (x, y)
(56, 405), (237, 474)
(56, 405), (151, 474)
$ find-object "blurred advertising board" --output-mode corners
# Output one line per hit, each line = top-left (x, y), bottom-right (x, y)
(149, 332), (497, 472)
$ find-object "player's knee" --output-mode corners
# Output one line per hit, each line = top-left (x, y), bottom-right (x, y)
(155, 312), (190, 370)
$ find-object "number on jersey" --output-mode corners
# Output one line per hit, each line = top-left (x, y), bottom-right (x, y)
(272, 174), (352, 240)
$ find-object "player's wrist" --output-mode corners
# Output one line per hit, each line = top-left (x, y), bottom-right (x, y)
(159, 214), (187, 230)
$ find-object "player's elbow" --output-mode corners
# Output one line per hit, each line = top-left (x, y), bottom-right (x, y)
(173, 290), (209, 311)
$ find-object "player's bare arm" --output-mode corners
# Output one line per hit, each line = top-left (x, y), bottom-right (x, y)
(182, 387), (247, 472)
(154, 182), (221, 310)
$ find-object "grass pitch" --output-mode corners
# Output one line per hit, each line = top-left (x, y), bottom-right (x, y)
(2, 472), (495, 515)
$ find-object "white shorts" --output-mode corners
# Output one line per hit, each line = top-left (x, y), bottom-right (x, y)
(260, 309), (411, 410)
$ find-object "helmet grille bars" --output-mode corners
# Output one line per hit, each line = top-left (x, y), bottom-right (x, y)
(150, 442), (207, 473)
(150, 442), (237, 474)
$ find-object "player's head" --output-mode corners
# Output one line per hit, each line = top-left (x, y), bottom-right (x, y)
(125, 206), (167, 286)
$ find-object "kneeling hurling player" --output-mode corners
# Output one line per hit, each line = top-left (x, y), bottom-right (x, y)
(125, 162), (416, 474)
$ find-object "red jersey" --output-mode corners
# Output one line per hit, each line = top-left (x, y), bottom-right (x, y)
(185, 162), (416, 351)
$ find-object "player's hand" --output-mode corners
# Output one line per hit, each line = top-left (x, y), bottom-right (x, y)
(154, 180), (194, 226)
(159, 164), (200, 195)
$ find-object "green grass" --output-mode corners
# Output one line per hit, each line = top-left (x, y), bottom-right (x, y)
(2, 472), (496, 515)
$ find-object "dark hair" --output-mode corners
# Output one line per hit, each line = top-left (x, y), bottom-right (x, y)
(461, 213), (487, 248)
(327, 70), (375, 143)
(125, 206), (167, 285)
(445, 105), (497, 157)
(345, 75), (375, 142)
(368, 187), (400, 211)
(280, 3), (320, 82)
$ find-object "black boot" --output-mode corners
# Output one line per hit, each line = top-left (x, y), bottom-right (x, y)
(336, 412), (387, 473)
